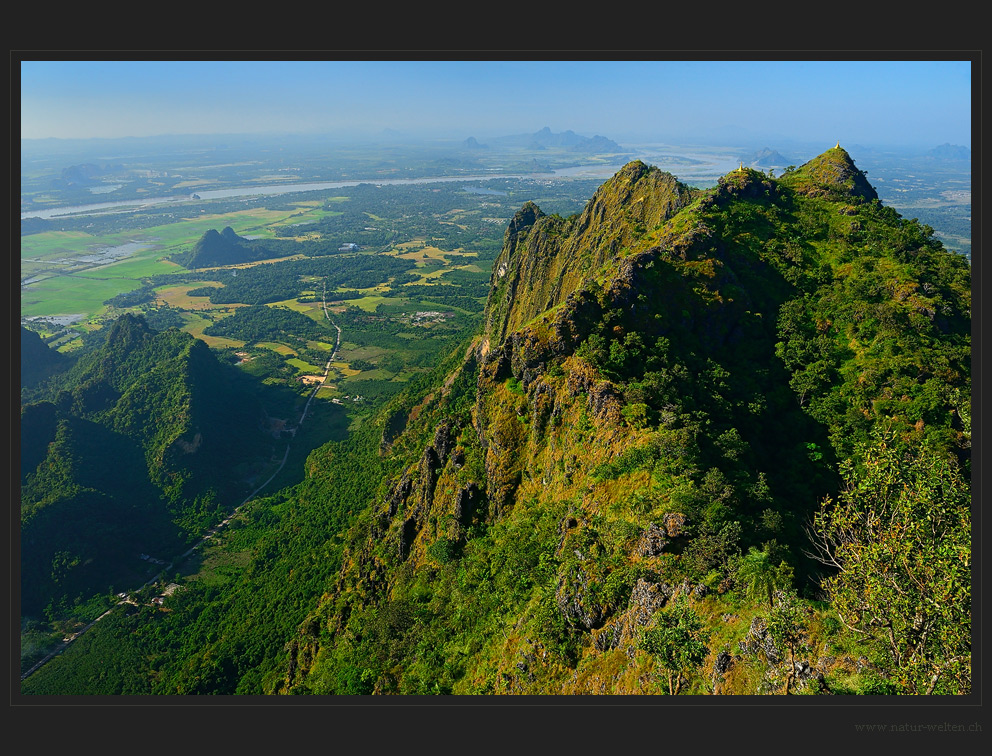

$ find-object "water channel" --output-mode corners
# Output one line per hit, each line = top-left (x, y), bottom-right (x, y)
(20, 169), (621, 221)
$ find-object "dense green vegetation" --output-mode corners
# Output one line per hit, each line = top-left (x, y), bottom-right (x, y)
(20, 380), (421, 694)
(20, 314), (274, 619)
(21, 326), (69, 387)
(21, 149), (970, 697)
(175, 255), (417, 305)
(282, 150), (970, 696)
(203, 304), (333, 347)
(810, 429), (970, 694)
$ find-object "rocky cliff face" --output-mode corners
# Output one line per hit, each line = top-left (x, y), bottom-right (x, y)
(484, 161), (698, 352)
(281, 147), (970, 695)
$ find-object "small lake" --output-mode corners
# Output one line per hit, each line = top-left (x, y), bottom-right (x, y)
(23, 313), (87, 326)
(75, 241), (152, 265)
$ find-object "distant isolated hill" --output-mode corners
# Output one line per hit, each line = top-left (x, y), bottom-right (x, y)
(926, 143), (971, 161)
(572, 134), (626, 154)
(181, 226), (299, 269)
(186, 226), (253, 268)
(51, 162), (123, 188)
(741, 147), (792, 168)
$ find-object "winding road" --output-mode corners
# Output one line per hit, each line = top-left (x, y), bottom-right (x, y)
(298, 281), (341, 426)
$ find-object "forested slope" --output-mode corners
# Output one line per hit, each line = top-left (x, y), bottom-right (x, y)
(21, 149), (970, 696)
(21, 314), (272, 617)
(281, 148), (970, 695)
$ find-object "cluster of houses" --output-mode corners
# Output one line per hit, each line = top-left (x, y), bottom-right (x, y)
(330, 395), (365, 405)
(410, 310), (454, 324)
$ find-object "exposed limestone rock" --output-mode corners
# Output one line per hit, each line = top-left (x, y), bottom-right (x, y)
(172, 431), (202, 454)
(587, 380), (623, 423)
(739, 615), (781, 663)
(663, 512), (688, 538)
(635, 523), (669, 557)
(593, 578), (674, 653)
(452, 482), (483, 530)
(398, 517), (417, 560)
(713, 649), (734, 676)
(555, 563), (609, 631)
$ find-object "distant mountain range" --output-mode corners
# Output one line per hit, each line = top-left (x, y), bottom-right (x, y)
(926, 143), (970, 161)
(51, 162), (124, 188)
(467, 127), (627, 155)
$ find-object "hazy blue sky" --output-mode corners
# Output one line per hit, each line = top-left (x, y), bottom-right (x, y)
(19, 59), (973, 147)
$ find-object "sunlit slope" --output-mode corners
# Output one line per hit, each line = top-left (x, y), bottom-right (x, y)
(279, 147), (969, 695)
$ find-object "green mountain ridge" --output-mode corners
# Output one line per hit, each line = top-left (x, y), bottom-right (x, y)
(21, 147), (971, 697)
(21, 314), (272, 616)
(276, 147), (970, 694)
(484, 160), (698, 348)
(21, 326), (69, 388)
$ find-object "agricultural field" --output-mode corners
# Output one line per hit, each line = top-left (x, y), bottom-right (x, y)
(20, 204), (332, 321)
(25, 143), (967, 428)
(21, 174), (607, 438)
(18, 127), (974, 712)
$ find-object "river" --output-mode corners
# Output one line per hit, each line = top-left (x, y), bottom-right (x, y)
(20, 167), (627, 221)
